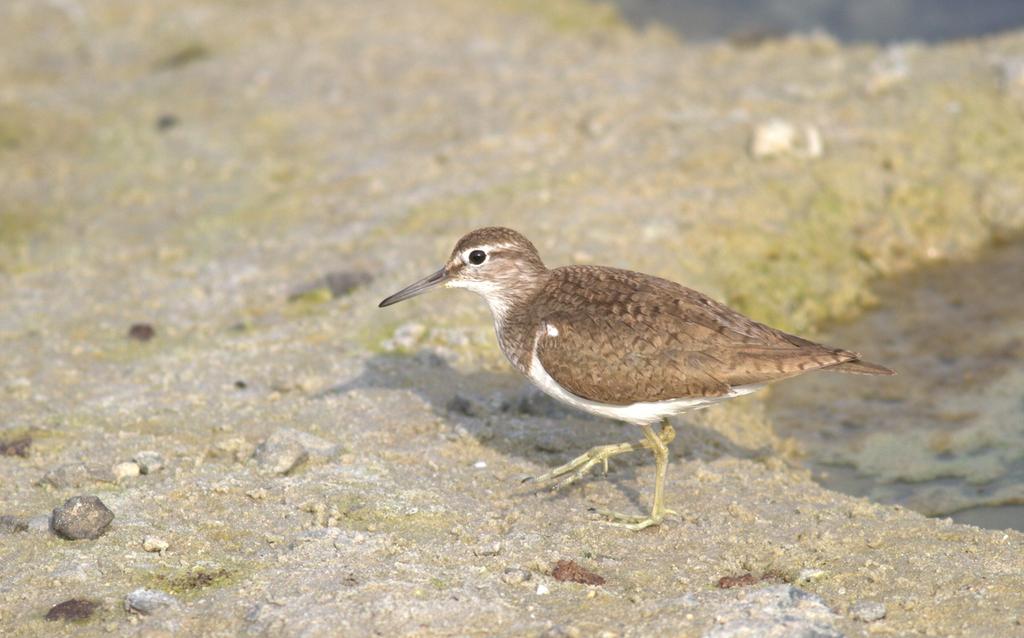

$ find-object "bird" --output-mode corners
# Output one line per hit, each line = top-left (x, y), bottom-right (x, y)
(378, 227), (894, 530)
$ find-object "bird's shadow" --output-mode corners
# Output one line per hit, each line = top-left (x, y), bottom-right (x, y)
(320, 350), (771, 511)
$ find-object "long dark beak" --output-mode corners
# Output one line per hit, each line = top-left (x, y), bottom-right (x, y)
(378, 268), (448, 307)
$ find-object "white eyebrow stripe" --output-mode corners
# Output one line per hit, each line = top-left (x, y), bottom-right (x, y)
(460, 243), (515, 262)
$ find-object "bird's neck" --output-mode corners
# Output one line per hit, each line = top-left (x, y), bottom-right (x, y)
(481, 270), (548, 326)
(484, 270), (549, 376)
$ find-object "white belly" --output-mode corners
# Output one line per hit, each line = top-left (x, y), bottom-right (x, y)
(527, 350), (763, 426)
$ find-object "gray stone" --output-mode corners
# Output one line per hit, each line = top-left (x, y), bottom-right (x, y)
(0, 515), (27, 533)
(51, 496), (114, 540)
(705, 585), (842, 638)
(850, 600), (886, 623)
(253, 429), (327, 475)
(133, 451), (165, 474)
(473, 540), (502, 557)
(26, 515), (52, 534)
(502, 567), (532, 585)
(41, 463), (115, 488)
(288, 269), (372, 301)
(124, 588), (178, 615)
(324, 270), (373, 298)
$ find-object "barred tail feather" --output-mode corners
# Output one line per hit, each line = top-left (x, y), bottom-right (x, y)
(826, 358), (896, 375)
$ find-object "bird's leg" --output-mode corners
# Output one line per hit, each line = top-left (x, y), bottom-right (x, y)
(527, 420), (675, 491)
(596, 418), (677, 531)
(528, 440), (645, 491)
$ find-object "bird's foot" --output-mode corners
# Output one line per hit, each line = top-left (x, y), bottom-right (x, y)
(526, 440), (644, 491)
(591, 507), (678, 531)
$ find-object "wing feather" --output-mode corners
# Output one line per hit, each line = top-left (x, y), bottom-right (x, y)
(532, 266), (858, 405)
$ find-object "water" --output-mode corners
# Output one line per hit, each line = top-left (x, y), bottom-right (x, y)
(766, 240), (1024, 531)
(610, 0), (1024, 43)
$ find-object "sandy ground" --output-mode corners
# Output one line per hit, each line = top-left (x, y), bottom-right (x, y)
(2, 1), (1024, 636)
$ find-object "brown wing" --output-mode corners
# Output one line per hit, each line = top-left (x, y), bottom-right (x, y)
(533, 266), (863, 405)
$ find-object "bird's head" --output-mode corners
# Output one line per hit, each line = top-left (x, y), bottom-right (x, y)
(378, 227), (548, 318)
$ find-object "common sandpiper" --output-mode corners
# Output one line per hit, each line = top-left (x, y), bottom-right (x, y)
(379, 227), (893, 530)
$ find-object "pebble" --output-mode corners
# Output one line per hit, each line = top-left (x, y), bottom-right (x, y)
(42, 463), (115, 488)
(214, 437), (256, 463)
(127, 323), (156, 341)
(133, 451), (165, 474)
(27, 514), (52, 534)
(536, 583), (550, 595)
(143, 535), (170, 553)
(155, 113), (179, 131)
(51, 496), (114, 540)
(0, 515), (28, 534)
(750, 119), (796, 157)
(750, 120), (824, 159)
(287, 269), (372, 301)
(473, 541), (502, 556)
(254, 434), (309, 476)
(0, 436), (31, 457)
(324, 270), (372, 298)
(252, 428), (337, 475)
(124, 588), (178, 615)
(112, 461), (141, 481)
(502, 567), (532, 585)
(45, 598), (99, 621)
(851, 600), (887, 623)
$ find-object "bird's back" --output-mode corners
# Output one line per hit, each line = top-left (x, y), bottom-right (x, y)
(528, 265), (891, 406)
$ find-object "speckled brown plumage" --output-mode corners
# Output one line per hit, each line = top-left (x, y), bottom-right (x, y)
(384, 226), (894, 408)
(520, 265), (891, 405)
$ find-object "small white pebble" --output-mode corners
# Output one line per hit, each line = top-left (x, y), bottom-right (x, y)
(112, 462), (141, 481)
(536, 583), (550, 595)
(473, 461), (487, 469)
(142, 536), (169, 553)
(750, 119), (797, 157)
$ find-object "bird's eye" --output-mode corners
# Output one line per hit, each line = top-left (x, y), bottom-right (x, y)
(468, 249), (487, 265)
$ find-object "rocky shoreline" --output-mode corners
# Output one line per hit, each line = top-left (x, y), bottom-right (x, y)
(2, 1), (1024, 635)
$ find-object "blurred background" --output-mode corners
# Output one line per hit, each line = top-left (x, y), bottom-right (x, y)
(3, 0), (1024, 528)
(615, 0), (1024, 43)
(2, 1), (1024, 633)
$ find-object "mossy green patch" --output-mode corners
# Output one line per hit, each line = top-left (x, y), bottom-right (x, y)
(0, 120), (21, 150)
(332, 494), (453, 538)
(492, 0), (626, 35)
(140, 565), (242, 598)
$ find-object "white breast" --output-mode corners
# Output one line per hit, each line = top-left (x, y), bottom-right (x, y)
(527, 347), (763, 426)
